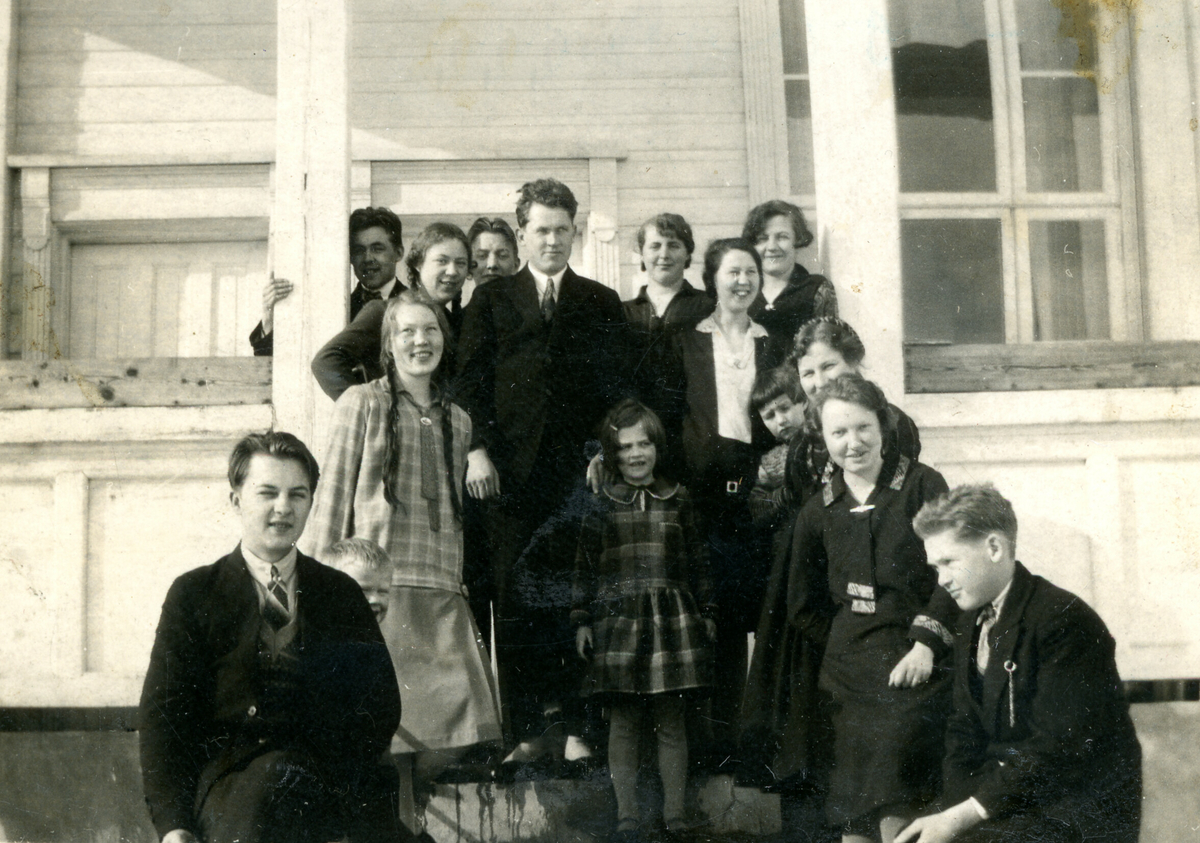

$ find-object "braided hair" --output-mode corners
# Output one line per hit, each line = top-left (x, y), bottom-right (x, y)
(378, 291), (463, 525)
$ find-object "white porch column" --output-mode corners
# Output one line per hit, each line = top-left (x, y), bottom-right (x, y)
(805, 1), (905, 398)
(272, 0), (351, 451)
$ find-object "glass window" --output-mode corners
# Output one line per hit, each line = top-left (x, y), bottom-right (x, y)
(890, 0), (1131, 349)
(780, 0), (814, 196)
(902, 219), (1005, 344)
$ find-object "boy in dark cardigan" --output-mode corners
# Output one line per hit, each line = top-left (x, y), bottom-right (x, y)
(898, 484), (1140, 843)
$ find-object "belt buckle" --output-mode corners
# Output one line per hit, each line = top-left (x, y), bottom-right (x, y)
(726, 480), (740, 494)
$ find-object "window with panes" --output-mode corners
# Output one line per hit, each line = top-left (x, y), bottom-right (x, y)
(778, 0), (1138, 351)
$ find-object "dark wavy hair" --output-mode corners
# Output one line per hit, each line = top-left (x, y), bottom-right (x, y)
(791, 316), (867, 368)
(228, 431), (320, 492)
(467, 217), (518, 259)
(637, 213), (695, 270)
(378, 291), (462, 523)
(913, 484), (1019, 546)
(810, 373), (898, 464)
(701, 238), (763, 297)
(349, 206), (404, 252)
(515, 178), (579, 228)
(404, 222), (471, 292)
(742, 199), (814, 250)
(598, 399), (668, 478)
(750, 365), (804, 414)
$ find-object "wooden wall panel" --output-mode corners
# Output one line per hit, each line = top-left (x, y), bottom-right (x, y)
(15, 0), (276, 159)
(86, 474), (235, 675)
(0, 480), (57, 674)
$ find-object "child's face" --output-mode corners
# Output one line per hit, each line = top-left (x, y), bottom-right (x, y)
(797, 341), (856, 399)
(614, 421), (657, 486)
(758, 395), (806, 442)
(343, 563), (392, 624)
(821, 398), (883, 483)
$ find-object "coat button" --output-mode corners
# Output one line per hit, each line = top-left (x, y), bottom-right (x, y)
(248, 705), (257, 717)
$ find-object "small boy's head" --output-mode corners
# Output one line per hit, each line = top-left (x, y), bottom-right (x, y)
(751, 366), (807, 443)
(326, 538), (392, 623)
(914, 484), (1018, 612)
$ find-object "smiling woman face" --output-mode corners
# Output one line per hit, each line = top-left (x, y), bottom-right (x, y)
(754, 214), (798, 280)
(387, 301), (444, 382)
(418, 238), (470, 305)
(713, 247), (761, 315)
(640, 226), (689, 288)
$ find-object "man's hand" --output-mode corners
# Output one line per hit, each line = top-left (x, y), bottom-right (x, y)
(260, 273), (294, 335)
(888, 641), (934, 688)
(466, 448), (501, 500)
(161, 830), (200, 843)
(576, 626), (593, 660)
(704, 618), (717, 641)
(895, 801), (983, 843)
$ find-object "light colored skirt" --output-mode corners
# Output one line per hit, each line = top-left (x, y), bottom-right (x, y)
(380, 585), (502, 753)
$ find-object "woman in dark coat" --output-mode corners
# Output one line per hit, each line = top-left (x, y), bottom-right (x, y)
(664, 238), (784, 765)
(743, 200), (839, 362)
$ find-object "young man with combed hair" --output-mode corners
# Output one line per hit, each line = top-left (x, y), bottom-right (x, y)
(897, 484), (1141, 843)
(139, 431), (402, 843)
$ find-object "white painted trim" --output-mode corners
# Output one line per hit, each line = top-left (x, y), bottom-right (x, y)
(739, 0), (788, 203)
(907, 385), (1200, 429)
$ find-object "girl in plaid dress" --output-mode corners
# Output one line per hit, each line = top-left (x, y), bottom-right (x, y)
(573, 399), (716, 843)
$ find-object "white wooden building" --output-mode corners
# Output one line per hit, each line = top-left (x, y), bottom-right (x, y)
(0, 0), (1197, 714)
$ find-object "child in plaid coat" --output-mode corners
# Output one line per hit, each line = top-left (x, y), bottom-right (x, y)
(573, 399), (716, 842)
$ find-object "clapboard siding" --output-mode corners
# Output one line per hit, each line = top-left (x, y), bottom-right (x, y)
(15, 0), (276, 158)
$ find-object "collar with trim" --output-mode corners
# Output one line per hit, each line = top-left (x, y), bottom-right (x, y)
(603, 476), (679, 505)
(695, 313), (769, 338)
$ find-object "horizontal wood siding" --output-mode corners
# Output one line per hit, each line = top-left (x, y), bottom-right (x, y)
(15, 0), (276, 159)
(0, 357), (271, 409)
(348, 0), (751, 291)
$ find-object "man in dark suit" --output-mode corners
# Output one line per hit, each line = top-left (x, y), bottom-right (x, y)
(249, 207), (407, 355)
(896, 484), (1140, 843)
(454, 178), (628, 761)
(139, 431), (402, 843)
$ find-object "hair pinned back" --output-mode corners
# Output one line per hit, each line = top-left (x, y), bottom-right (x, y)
(598, 399), (668, 476)
(792, 316), (866, 368)
(810, 373), (898, 462)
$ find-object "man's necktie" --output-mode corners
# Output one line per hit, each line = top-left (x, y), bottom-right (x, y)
(541, 280), (556, 323)
(976, 603), (997, 675)
(264, 564), (290, 630)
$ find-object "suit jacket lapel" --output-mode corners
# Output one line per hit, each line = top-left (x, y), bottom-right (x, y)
(513, 267), (542, 328)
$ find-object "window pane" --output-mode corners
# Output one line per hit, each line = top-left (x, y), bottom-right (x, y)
(786, 79), (814, 195)
(890, 0), (996, 192)
(1029, 219), (1109, 340)
(780, 0), (807, 75)
(1016, 0), (1096, 72)
(902, 219), (1005, 344)
(1024, 77), (1101, 192)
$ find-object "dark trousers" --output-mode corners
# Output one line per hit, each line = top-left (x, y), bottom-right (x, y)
(484, 459), (589, 746)
(198, 751), (404, 843)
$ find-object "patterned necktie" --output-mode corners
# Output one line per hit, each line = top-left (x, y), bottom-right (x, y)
(541, 279), (556, 323)
(263, 564), (290, 630)
(976, 603), (997, 675)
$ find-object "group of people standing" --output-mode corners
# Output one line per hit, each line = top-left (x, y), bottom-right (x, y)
(139, 177), (1143, 843)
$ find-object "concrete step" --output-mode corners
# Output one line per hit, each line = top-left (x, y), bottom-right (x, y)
(422, 774), (781, 843)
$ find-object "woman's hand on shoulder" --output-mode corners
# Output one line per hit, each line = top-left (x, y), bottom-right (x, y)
(888, 641), (934, 688)
(585, 452), (609, 494)
(704, 618), (717, 642)
(466, 448), (500, 499)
